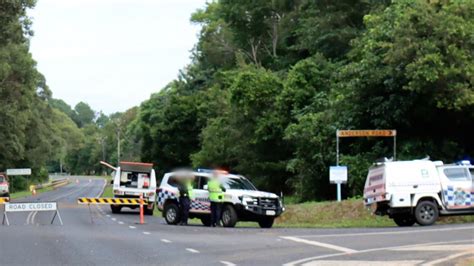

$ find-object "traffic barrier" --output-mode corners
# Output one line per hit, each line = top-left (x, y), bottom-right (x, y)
(2, 202), (63, 226)
(0, 197), (9, 204)
(77, 198), (148, 205)
(52, 178), (69, 189)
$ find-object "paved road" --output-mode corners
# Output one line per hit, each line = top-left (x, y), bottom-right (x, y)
(0, 177), (473, 265)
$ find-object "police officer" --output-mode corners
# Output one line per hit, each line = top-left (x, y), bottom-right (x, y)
(177, 173), (194, 226)
(208, 171), (226, 227)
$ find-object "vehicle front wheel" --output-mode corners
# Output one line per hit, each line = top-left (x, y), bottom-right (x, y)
(393, 214), (415, 227)
(221, 205), (238, 228)
(111, 205), (121, 213)
(258, 217), (275, 228)
(164, 203), (180, 225)
(415, 201), (439, 226)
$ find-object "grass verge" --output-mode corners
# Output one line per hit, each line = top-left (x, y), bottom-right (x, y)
(274, 198), (474, 228)
(10, 186), (55, 199)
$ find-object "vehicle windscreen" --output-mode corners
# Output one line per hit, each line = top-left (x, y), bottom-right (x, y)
(222, 177), (257, 190)
(0, 176), (4, 183)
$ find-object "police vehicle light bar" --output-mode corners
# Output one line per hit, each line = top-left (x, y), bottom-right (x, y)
(456, 160), (471, 166)
(197, 168), (229, 174)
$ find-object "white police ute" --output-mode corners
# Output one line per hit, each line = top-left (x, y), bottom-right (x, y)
(364, 158), (474, 226)
(157, 169), (285, 228)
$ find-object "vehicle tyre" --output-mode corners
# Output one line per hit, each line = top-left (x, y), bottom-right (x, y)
(5, 193), (9, 198)
(221, 205), (238, 228)
(164, 202), (180, 225)
(201, 216), (212, 226)
(258, 217), (275, 228)
(414, 201), (439, 226)
(111, 205), (122, 214)
(393, 214), (415, 227)
(144, 204), (154, 215)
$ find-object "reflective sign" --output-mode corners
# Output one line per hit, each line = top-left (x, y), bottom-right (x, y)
(330, 166), (348, 184)
(337, 130), (396, 137)
(6, 168), (31, 176)
(4, 202), (57, 212)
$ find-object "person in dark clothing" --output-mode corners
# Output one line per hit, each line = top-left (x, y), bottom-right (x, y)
(177, 175), (194, 225)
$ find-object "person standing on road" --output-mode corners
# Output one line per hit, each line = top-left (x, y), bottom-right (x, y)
(208, 171), (226, 227)
(177, 173), (194, 226)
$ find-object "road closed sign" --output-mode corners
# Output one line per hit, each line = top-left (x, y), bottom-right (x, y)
(330, 166), (348, 184)
(5, 202), (57, 212)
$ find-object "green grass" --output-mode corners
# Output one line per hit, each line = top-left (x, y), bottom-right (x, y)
(101, 185), (114, 198)
(153, 198), (474, 228)
(10, 186), (54, 199)
(273, 198), (474, 228)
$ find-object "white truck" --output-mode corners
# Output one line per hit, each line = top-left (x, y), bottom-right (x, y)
(364, 159), (473, 226)
(0, 173), (9, 197)
(157, 169), (285, 228)
(104, 161), (157, 215)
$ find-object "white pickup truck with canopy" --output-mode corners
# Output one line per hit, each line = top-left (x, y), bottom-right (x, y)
(363, 159), (473, 226)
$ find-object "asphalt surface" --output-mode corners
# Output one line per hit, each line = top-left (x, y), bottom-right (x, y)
(0, 176), (473, 265)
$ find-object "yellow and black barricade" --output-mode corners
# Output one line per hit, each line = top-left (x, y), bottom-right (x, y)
(78, 198), (147, 205)
(0, 197), (9, 204)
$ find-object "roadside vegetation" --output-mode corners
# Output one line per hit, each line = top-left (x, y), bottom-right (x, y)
(1, 1), (472, 204)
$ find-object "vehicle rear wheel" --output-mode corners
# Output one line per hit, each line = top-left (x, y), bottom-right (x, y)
(393, 214), (415, 227)
(110, 205), (121, 213)
(201, 217), (212, 226)
(258, 217), (274, 228)
(164, 202), (180, 225)
(221, 205), (238, 228)
(144, 204), (154, 215)
(415, 201), (438, 226)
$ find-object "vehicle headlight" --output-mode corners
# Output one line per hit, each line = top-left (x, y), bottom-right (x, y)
(241, 196), (258, 205)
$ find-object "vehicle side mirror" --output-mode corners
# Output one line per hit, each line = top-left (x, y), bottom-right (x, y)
(203, 185), (208, 190)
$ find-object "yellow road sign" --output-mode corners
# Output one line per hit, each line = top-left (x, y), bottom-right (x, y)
(337, 130), (396, 138)
(77, 198), (147, 205)
(0, 197), (10, 204)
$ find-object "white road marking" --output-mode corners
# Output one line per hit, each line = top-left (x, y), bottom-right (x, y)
(220, 261), (237, 266)
(31, 211), (38, 224)
(129, 226), (136, 229)
(143, 232), (151, 235)
(280, 236), (356, 253)
(186, 248), (200, 254)
(26, 211), (34, 225)
(391, 244), (473, 251)
(291, 226), (474, 239)
(302, 260), (423, 266)
(422, 250), (474, 266)
(118, 221), (124, 225)
(161, 239), (172, 243)
(106, 215), (110, 217)
(95, 179), (107, 198)
(283, 240), (473, 266)
(111, 218), (116, 221)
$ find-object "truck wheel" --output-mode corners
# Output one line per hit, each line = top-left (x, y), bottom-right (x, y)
(201, 217), (212, 226)
(258, 217), (274, 228)
(393, 214), (415, 227)
(221, 205), (238, 228)
(415, 201), (438, 226)
(164, 203), (180, 225)
(111, 205), (121, 213)
(144, 204), (154, 216)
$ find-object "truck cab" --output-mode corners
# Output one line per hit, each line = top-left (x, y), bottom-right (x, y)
(157, 169), (285, 228)
(363, 159), (473, 226)
(0, 173), (9, 197)
(110, 161), (157, 215)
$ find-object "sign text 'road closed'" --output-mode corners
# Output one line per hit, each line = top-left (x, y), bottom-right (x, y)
(5, 202), (57, 212)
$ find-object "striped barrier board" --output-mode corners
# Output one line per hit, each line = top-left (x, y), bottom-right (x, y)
(77, 198), (147, 205)
(0, 197), (9, 204)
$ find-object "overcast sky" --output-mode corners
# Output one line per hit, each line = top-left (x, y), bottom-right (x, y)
(28, 0), (207, 114)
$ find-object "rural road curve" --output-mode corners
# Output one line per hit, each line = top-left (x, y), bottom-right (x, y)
(0, 177), (472, 265)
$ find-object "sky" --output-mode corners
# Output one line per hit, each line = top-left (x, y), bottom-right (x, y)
(28, 0), (207, 114)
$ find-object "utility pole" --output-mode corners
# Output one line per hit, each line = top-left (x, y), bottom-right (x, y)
(115, 119), (122, 164)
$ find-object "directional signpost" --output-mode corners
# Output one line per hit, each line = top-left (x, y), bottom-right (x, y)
(2, 202), (63, 226)
(6, 168), (32, 176)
